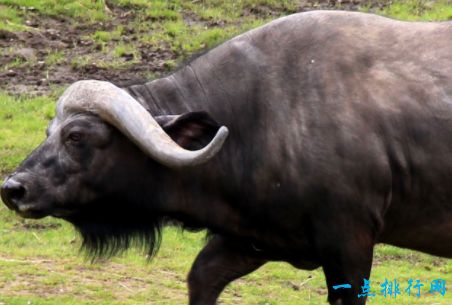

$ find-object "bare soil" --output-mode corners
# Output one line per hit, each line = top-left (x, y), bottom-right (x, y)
(0, 1), (387, 96)
(0, 4), (172, 95)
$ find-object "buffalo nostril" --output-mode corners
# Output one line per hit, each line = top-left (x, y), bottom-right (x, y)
(1, 179), (26, 208)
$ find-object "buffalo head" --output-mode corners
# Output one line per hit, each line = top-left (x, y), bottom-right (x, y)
(1, 80), (228, 256)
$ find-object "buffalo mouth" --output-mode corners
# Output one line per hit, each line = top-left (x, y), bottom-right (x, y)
(2, 194), (74, 219)
(15, 205), (77, 219)
(14, 204), (50, 219)
(1, 177), (51, 219)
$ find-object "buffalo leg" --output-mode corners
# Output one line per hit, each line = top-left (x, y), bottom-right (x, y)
(317, 224), (376, 305)
(187, 235), (266, 305)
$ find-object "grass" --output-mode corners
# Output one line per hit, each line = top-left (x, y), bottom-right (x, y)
(1, 193), (451, 305)
(0, 203), (450, 304)
(146, 3), (181, 21)
(138, 18), (269, 57)
(0, 5), (29, 31)
(91, 26), (124, 44)
(113, 43), (138, 58)
(44, 51), (66, 66)
(3, 57), (26, 71)
(0, 93), (54, 175)
(0, 0), (296, 70)
(1, 0), (452, 304)
(0, 0), (109, 22)
(70, 52), (139, 70)
(374, 0), (452, 20)
(7, 0), (450, 76)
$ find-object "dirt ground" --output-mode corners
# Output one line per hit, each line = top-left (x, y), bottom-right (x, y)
(0, 0), (388, 96)
(0, 3), (169, 96)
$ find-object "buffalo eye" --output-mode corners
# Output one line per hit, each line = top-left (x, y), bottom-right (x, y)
(68, 132), (83, 143)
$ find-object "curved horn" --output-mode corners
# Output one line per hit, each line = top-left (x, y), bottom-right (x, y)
(55, 80), (229, 168)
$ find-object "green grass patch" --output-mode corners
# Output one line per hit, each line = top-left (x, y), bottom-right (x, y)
(0, 5), (29, 31)
(113, 0), (155, 9)
(3, 57), (27, 71)
(0, 202), (451, 304)
(379, 0), (452, 21)
(0, 92), (55, 175)
(183, 0), (297, 21)
(92, 30), (115, 43)
(92, 26), (124, 43)
(70, 52), (139, 70)
(44, 51), (65, 66)
(112, 43), (138, 58)
(70, 54), (93, 70)
(146, 1), (182, 21)
(140, 18), (270, 57)
(0, 0), (109, 22)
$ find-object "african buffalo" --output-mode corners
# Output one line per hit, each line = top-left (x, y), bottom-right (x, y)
(1, 10), (452, 305)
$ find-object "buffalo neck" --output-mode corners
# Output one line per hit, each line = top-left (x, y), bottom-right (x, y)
(126, 65), (210, 116)
(124, 46), (272, 240)
(135, 156), (251, 239)
(126, 71), (253, 238)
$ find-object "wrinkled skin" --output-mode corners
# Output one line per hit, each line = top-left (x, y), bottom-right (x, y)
(3, 11), (452, 305)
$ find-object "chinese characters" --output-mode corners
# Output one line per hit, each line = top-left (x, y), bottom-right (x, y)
(332, 278), (446, 299)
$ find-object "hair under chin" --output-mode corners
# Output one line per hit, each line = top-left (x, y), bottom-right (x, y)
(65, 207), (163, 261)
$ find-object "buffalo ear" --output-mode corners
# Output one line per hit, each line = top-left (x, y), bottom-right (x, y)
(155, 111), (221, 150)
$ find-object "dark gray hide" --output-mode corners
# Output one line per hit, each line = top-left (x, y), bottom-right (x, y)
(2, 10), (452, 305)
